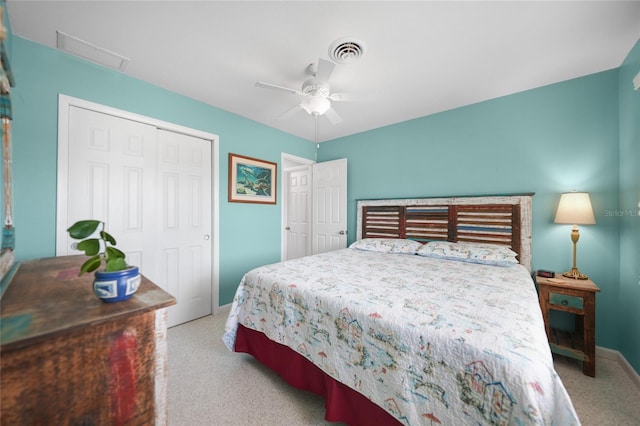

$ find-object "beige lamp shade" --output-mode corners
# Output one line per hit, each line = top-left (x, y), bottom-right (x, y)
(554, 192), (596, 225)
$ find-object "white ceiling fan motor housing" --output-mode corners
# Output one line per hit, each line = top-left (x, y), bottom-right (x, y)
(302, 79), (330, 97)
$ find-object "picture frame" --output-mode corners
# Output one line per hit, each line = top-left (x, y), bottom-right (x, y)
(228, 153), (277, 204)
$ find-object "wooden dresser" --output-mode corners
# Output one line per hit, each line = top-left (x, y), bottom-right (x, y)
(0, 255), (176, 425)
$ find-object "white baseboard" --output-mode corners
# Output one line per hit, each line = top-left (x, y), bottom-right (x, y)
(597, 346), (640, 392)
(213, 302), (231, 315)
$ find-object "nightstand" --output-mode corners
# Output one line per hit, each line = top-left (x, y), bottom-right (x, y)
(535, 273), (600, 377)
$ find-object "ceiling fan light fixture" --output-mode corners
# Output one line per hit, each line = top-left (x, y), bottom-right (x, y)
(301, 96), (331, 116)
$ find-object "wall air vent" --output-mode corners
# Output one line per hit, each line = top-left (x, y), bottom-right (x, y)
(56, 31), (129, 72)
(329, 37), (366, 64)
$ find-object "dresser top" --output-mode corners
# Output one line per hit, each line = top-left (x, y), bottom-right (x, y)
(0, 255), (176, 351)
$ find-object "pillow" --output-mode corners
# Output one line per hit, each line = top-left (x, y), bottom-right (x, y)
(416, 241), (518, 266)
(349, 238), (423, 254)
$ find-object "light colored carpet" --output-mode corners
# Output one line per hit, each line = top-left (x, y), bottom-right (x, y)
(552, 354), (640, 425)
(167, 314), (640, 425)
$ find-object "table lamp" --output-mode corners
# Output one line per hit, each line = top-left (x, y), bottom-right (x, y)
(554, 191), (596, 279)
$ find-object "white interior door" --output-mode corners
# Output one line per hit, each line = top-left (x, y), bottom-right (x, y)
(58, 104), (213, 327)
(64, 106), (158, 273)
(284, 166), (312, 260)
(312, 158), (348, 254)
(154, 130), (212, 326)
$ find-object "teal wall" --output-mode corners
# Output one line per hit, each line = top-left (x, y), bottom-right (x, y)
(9, 37), (315, 305)
(618, 39), (640, 373)
(318, 70), (627, 360)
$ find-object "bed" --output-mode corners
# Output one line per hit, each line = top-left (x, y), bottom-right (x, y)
(223, 194), (580, 425)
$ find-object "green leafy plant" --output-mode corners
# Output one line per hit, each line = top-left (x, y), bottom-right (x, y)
(67, 220), (127, 275)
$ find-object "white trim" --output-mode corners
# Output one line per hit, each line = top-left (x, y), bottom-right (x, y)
(597, 346), (640, 392)
(215, 303), (232, 315)
(282, 152), (314, 170)
(56, 96), (71, 256)
(596, 345), (620, 361)
(56, 94), (221, 314)
(211, 135), (221, 315)
(285, 164), (314, 173)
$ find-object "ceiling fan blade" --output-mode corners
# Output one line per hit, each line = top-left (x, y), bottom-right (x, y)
(324, 107), (342, 124)
(278, 103), (302, 120)
(314, 58), (335, 85)
(255, 81), (302, 95)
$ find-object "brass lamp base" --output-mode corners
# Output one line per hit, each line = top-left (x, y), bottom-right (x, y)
(562, 267), (589, 280)
(562, 226), (589, 280)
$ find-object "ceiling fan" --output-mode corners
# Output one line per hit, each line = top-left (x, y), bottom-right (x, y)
(255, 58), (354, 125)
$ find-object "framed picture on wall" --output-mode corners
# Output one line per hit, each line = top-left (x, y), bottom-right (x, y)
(228, 153), (277, 204)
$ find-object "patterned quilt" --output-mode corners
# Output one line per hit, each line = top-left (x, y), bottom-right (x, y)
(223, 248), (580, 425)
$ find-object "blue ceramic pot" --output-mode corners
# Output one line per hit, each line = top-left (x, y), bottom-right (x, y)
(93, 266), (141, 303)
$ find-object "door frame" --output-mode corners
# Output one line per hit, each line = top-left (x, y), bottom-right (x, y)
(56, 94), (221, 314)
(280, 153), (315, 261)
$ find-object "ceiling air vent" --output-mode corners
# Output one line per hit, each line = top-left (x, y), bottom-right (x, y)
(57, 31), (129, 71)
(329, 37), (366, 64)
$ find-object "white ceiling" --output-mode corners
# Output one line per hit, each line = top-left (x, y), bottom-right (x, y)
(7, 1), (640, 142)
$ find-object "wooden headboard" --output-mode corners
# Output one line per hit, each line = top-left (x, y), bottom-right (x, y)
(356, 194), (533, 270)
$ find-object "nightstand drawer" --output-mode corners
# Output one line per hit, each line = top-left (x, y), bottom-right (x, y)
(549, 292), (584, 310)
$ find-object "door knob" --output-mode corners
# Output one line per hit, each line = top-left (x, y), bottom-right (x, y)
(339, 230), (346, 235)
(204, 234), (210, 240)
(285, 227), (291, 231)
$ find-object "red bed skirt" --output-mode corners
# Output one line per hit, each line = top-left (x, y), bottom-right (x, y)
(234, 324), (400, 425)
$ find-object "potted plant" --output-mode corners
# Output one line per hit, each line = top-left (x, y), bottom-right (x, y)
(67, 219), (141, 303)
